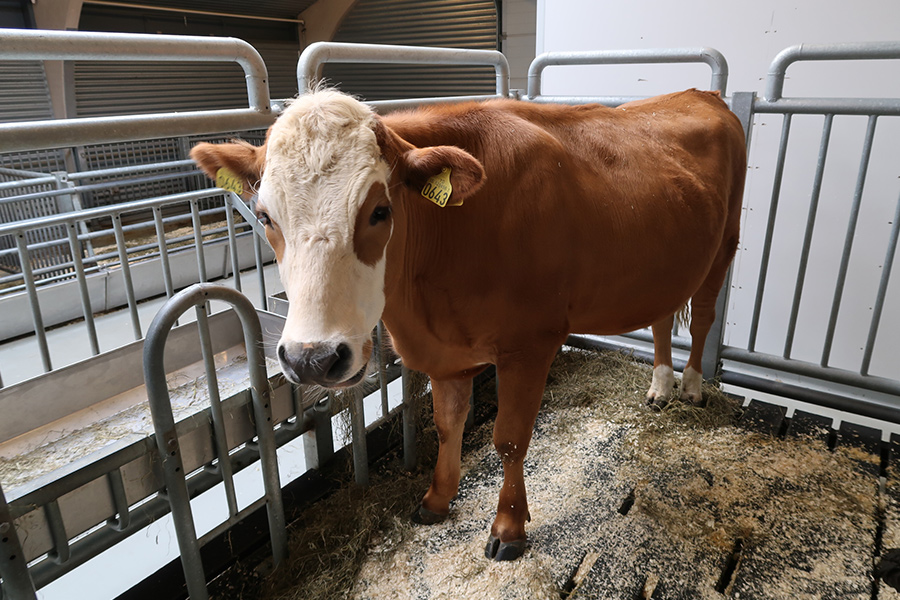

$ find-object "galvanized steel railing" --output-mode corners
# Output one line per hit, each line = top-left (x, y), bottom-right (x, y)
(0, 29), (277, 153)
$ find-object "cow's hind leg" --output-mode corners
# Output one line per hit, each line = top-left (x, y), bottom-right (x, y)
(682, 235), (739, 404)
(647, 314), (676, 408)
(414, 376), (473, 524)
(486, 346), (558, 561)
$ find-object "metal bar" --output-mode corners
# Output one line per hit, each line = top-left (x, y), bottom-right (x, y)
(0, 484), (38, 600)
(152, 206), (176, 301)
(224, 194), (242, 292)
(376, 322), (389, 418)
(190, 199), (209, 284)
(195, 306), (239, 517)
(821, 115), (878, 367)
(44, 501), (70, 565)
(752, 97), (900, 116)
(253, 231), (267, 308)
(0, 188), (223, 236)
(297, 41), (510, 97)
(765, 41), (900, 101)
(0, 176), (58, 192)
(15, 233), (52, 372)
(861, 191), (900, 375)
(784, 114), (833, 359)
(66, 221), (100, 356)
(349, 390), (370, 486)
(106, 468), (131, 531)
(66, 159), (197, 181)
(0, 170), (205, 206)
(84, 0), (305, 24)
(401, 365), (417, 471)
(527, 47), (729, 100)
(720, 346), (900, 397)
(112, 213), (142, 340)
(721, 369), (900, 425)
(747, 114), (792, 352)
(143, 283), (287, 597)
(0, 29), (273, 153)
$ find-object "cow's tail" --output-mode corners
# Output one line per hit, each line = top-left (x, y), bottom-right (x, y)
(675, 302), (691, 330)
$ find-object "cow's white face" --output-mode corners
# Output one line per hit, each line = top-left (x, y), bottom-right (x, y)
(255, 91), (394, 387)
(190, 90), (487, 388)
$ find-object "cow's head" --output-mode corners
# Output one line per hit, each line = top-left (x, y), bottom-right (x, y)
(191, 90), (485, 387)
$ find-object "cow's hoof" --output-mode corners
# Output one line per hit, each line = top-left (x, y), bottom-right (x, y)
(411, 504), (448, 525)
(646, 395), (668, 411)
(484, 535), (526, 561)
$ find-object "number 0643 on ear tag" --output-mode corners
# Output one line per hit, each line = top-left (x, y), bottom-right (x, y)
(421, 167), (461, 207)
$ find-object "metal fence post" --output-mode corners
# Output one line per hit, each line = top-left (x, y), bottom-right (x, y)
(0, 485), (38, 600)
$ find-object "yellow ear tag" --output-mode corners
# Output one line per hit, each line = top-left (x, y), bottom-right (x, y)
(421, 167), (459, 207)
(215, 167), (243, 196)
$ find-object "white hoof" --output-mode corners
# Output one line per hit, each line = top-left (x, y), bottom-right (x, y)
(679, 366), (703, 405)
(647, 365), (675, 405)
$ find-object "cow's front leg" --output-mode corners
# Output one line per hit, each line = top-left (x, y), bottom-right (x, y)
(413, 376), (473, 524)
(486, 349), (557, 561)
(647, 315), (676, 407)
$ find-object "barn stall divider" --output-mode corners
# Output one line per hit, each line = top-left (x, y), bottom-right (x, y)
(0, 29), (898, 599)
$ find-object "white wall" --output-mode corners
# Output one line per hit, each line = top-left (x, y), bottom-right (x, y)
(537, 0), (900, 383)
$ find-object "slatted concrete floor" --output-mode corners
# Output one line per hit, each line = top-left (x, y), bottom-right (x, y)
(342, 350), (898, 600)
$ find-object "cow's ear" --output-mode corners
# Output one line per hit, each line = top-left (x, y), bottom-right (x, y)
(399, 145), (486, 204)
(374, 117), (486, 204)
(190, 140), (266, 196)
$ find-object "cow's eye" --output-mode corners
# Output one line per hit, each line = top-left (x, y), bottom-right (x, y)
(257, 211), (271, 227)
(370, 205), (391, 226)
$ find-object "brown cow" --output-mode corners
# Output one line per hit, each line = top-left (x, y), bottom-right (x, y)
(190, 88), (746, 561)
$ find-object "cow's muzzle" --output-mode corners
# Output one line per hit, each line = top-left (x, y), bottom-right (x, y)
(277, 341), (365, 388)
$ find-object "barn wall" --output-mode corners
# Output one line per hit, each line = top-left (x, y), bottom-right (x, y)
(536, 0), (900, 383)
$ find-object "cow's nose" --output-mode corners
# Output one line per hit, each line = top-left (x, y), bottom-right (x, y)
(277, 341), (353, 386)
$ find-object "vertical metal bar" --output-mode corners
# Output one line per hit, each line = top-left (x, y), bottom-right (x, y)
(112, 213), (142, 340)
(253, 232), (267, 308)
(0, 484), (38, 600)
(349, 389), (370, 486)
(747, 114), (792, 352)
(376, 322), (389, 418)
(195, 305), (239, 517)
(67, 221), (100, 356)
(822, 115), (878, 367)
(303, 393), (335, 469)
(401, 365), (417, 471)
(44, 501), (70, 565)
(152, 206), (175, 300)
(224, 193), (242, 293)
(861, 190), (900, 375)
(748, 114), (792, 352)
(15, 232), (52, 372)
(106, 468), (131, 531)
(190, 198), (208, 284)
(784, 114), (834, 359)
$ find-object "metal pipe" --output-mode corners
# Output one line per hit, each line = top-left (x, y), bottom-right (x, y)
(861, 191), (900, 375)
(83, 0), (305, 24)
(0, 176), (58, 192)
(527, 47), (729, 101)
(112, 214), (142, 341)
(376, 322), (389, 418)
(752, 97), (900, 116)
(44, 501), (70, 565)
(821, 115), (878, 367)
(67, 159), (197, 181)
(297, 41), (510, 97)
(15, 233), (52, 373)
(195, 306), (239, 517)
(106, 468), (131, 531)
(66, 222), (100, 356)
(190, 199), (209, 285)
(747, 114), (792, 352)
(349, 390), (370, 486)
(253, 232), (267, 308)
(765, 41), (900, 101)
(401, 365), (417, 471)
(224, 194), (242, 293)
(0, 29), (274, 152)
(0, 170), (205, 206)
(0, 484), (38, 600)
(784, 114), (833, 359)
(152, 206), (176, 301)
